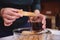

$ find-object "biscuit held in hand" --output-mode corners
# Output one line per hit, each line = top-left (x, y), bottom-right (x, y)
(18, 10), (37, 17)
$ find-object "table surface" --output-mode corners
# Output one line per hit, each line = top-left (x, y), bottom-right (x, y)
(0, 36), (14, 40)
(0, 29), (60, 40)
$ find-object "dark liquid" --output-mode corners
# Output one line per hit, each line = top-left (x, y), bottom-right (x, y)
(31, 22), (43, 32)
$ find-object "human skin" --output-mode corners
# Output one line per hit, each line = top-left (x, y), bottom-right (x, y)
(1, 8), (46, 29)
(1, 8), (23, 26)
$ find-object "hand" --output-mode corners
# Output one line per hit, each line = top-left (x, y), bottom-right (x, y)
(1, 8), (23, 26)
(29, 10), (46, 29)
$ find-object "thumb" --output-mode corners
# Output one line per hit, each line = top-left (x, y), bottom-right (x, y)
(34, 10), (40, 14)
(42, 25), (46, 30)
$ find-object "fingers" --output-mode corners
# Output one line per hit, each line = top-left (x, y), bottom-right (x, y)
(34, 10), (40, 14)
(29, 10), (46, 29)
(42, 25), (46, 30)
(3, 15), (17, 20)
(10, 8), (23, 17)
(28, 17), (33, 22)
(5, 11), (22, 17)
(1, 8), (24, 26)
(1, 8), (23, 18)
(4, 22), (13, 26)
(29, 16), (42, 22)
(2, 11), (19, 26)
(4, 18), (16, 26)
(4, 18), (16, 23)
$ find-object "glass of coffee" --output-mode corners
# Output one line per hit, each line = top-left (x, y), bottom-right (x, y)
(29, 16), (43, 32)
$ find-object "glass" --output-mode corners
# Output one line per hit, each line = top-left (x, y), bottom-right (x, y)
(13, 16), (51, 40)
(31, 22), (43, 32)
(29, 16), (43, 32)
(13, 28), (52, 40)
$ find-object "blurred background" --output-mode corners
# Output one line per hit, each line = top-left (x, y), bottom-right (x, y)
(39, 0), (60, 30)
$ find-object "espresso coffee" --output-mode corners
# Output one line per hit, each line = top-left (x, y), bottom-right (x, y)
(31, 22), (43, 32)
